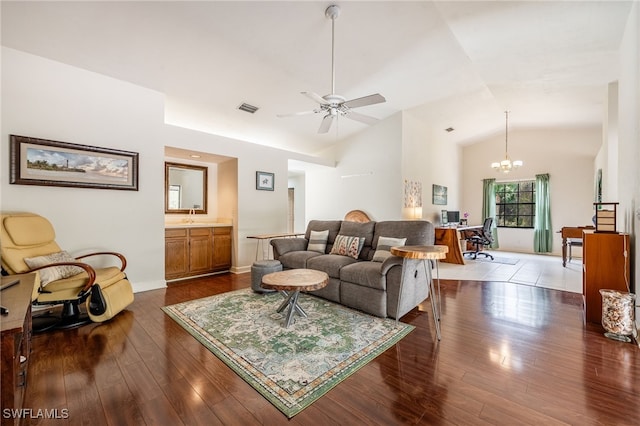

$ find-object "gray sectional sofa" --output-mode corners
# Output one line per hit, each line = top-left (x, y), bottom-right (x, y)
(270, 219), (435, 319)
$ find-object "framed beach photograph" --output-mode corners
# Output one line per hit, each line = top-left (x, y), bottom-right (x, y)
(432, 184), (448, 205)
(256, 171), (274, 191)
(10, 135), (139, 191)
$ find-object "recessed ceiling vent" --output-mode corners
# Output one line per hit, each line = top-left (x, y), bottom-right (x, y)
(238, 103), (259, 114)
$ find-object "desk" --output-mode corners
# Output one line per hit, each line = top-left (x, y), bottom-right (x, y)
(558, 226), (594, 267)
(390, 245), (448, 340)
(434, 225), (482, 264)
(1, 274), (36, 426)
(247, 232), (305, 260)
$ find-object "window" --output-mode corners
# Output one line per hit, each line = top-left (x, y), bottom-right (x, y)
(495, 181), (535, 228)
(168, 184), (181, 209)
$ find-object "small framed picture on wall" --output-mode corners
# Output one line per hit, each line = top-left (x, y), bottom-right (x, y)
(432, 184), (447, 205)
(256, 171), (274, 191)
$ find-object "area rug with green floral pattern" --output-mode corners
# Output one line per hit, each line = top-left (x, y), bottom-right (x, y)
(162, 288), (414, 418)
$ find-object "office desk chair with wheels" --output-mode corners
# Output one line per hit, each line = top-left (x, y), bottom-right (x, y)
(463, 217), (494, 260)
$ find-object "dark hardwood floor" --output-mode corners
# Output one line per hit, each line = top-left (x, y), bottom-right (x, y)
(20, 273), (640, 425)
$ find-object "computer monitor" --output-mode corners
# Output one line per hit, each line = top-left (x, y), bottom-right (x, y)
(447, 211), (460, 224)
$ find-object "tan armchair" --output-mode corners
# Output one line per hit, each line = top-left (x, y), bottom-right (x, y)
(1, 212), (134, 331)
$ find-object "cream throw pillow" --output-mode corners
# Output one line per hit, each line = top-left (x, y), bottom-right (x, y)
(24, 251), (84, 286)
(308, 230), (329, 253)
(372, 236), (407, 262)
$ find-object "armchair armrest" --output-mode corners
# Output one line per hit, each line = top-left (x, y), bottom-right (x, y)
(28, 261), (97, 293)
(270, 238), (308, 259)
(76, 251), (127, 272)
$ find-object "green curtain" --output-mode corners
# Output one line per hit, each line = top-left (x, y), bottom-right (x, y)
(534, 173), (552, 253)
(482, 178), (499, 248)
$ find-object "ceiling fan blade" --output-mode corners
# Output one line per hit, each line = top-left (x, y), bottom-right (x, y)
(345, 111), (380, 126)
(277, 110), (318, 118)
(318, 114), (335, 133)
(343, 93), (386, 109)
(302, 91), (329, 105)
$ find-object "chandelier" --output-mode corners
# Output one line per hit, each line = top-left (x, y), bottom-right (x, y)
(491, 111), (523, 173)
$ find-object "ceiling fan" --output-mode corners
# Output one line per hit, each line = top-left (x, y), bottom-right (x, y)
(277, 4), (386, 134)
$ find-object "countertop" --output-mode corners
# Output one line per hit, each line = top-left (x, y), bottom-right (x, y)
(165, 223), (232, 229)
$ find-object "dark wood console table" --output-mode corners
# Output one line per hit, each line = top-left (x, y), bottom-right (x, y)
(1, 273), (35, 426)
(558, 226), (594, 267)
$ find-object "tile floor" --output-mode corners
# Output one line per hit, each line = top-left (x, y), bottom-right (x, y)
(437, 250), (583, 293)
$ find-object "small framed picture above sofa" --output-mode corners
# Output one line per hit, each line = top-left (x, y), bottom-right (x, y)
(256, 171), (274, 191)
(432, 184), (447, 205)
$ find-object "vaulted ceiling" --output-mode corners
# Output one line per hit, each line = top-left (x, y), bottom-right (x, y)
(1, 1), (634, 156)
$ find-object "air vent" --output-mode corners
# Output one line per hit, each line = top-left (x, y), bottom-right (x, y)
(445, 127), (454, 133)
(238, 103), (259, 114)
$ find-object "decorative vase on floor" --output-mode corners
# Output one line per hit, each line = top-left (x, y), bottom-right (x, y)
(599, 289), (635, 342)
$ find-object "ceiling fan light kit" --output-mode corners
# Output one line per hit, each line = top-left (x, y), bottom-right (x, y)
(277, 4), (386, 134)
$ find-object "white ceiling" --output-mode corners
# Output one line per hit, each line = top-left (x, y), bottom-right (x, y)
(1, 1), (634, 156)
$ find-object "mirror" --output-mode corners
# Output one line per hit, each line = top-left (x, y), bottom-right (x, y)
(165, 162), (208, 214)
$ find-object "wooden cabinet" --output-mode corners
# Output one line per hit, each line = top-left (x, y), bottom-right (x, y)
(165, 226), (232, 280)
(1, 274), (35, 426)
(165, 228), (189, 278)
(212, 227), (232, 271)
(582, 232), (631, 324)
(188, 227), (214, 274)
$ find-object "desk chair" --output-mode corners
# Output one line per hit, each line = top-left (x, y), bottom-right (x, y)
(463, 217), (494, 260)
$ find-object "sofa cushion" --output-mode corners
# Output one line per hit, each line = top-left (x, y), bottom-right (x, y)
(307, 277), (340, 303)
(307, 254), (358, 279)
(339, 261), (386, 291)
(307, 230), (329, 253)
(340, 281), (387, 318)
(372, 236), (407, 262)
(278, 251), (322, 269)
(374, 220), (434, 247)
(330, 235), (364, 259)
(304, 220), (342, 253)
(336, 221), (375, 260)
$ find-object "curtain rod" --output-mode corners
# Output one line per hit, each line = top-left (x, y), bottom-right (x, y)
(489, 177), (535, 183)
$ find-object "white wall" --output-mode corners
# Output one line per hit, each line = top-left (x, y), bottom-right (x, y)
(288, 174), (306, 233)
(617, 1), (639, 325)
(306, 113), (403, 222)
(402, 111), (463, 224)
(1, 48), (166, 292)
(0, 48), (332, 285)
(462, 127), (601, 255)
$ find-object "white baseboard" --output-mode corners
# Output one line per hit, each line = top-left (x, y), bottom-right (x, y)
(132, 279), (167, 293)
(232, 265), (251, 274)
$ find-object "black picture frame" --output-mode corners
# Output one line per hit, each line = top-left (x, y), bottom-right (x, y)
(9, 135), (139, 191)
